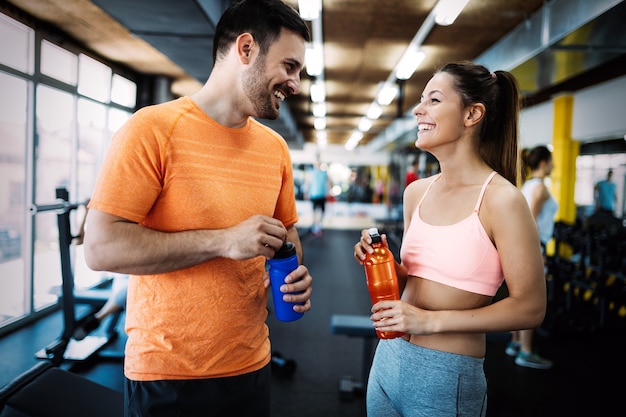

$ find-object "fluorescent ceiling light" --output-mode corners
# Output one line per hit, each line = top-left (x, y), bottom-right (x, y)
(358, 117), (373, 132)
(305, 44), (323, 76)
(298, 0), (322, 21)
(395, 49), (426, 80)
(345, 131), (364, 150)
(312, 102), (326, 118)
(434, 0), (470, 26)
(310, 80), (326, 103)
(314, 117), (326, 130)
(316, 131), (327, 148)
(376, 82), (399, 106)
(366, 103), (383, 120)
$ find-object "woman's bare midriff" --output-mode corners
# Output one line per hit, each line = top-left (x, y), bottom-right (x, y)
(401, 275), (493, 358)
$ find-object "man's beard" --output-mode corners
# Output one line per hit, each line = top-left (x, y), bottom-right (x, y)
(242, 55), (279, 120)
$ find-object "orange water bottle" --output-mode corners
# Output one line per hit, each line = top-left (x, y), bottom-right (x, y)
(363, 227), (405, 339)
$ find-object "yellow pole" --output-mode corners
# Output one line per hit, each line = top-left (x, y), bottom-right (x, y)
(550, 94), (578, 257)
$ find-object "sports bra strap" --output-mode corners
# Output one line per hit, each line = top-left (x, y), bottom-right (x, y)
(474, 171), (498, 213)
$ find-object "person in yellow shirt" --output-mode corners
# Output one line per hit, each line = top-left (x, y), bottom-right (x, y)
(83, 1), (313, 415)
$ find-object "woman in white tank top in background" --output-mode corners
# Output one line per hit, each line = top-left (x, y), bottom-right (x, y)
(505, 145), (557, 369)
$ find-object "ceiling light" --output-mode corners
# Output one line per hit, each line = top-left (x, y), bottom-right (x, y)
(358, 117), (373, 132)
(312, 102), (326, 118)
(305, 44), (323, 76)
(395, 49), (426, 80)
(434, 0), (470, 26)
(345, 131), (364, 150)
(314, 117), (326, 130)
(310, 80), (326, 103)
(366, 103), (383, 120)
(376, 82), (399, 106)
(298, 0), (322, 21)
(316, 131), (327, 148)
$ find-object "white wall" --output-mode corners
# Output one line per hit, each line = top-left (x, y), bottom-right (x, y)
(520, 74), (626, 147)
(572, 76), (626, 142)
(520, 101), (554, 148)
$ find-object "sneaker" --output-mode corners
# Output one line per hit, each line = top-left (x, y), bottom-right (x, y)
(515, 351), (553, 369)
(505, 341), (520, 356)
(72, 313), (101, 341)
(310, 225), (323, 237)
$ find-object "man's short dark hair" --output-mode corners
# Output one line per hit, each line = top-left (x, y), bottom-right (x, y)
(213, 0), (311, 62)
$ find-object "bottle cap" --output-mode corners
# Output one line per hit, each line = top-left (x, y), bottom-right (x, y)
(274, 242), (296, 259)
(368, 227), (382, 243)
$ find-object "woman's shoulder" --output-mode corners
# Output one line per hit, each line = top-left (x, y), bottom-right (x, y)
(486, 174), (529, 212)
(482, 174), (538, 237)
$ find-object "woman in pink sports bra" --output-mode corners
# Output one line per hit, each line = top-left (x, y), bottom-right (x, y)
(353, 61), (547, 417)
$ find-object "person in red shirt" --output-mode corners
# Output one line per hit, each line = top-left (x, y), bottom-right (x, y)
(405, 158), (419, 187)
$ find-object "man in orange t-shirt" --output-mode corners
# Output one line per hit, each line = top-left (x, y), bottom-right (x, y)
(83, 1), (313, 416)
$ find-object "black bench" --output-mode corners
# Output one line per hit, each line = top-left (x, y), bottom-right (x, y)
(330, 314), (377, 400)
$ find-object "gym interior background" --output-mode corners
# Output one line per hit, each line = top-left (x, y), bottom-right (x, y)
(1, 0), (626, 416)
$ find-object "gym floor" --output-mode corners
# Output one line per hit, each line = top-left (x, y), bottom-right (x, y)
(1, 228), (624, 416)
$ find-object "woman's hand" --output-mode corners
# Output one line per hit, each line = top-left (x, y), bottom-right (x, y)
(353, 228), (388, 264)
(370, 299), (434, 336)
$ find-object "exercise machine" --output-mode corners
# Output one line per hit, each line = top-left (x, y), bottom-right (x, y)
(35, 187), (124, 365)
(0, 361), (122, 417)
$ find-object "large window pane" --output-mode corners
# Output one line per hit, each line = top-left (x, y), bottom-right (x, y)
(0, 10), (134, 332)
(32, 210), (61, 309)
(41, 39), (78, 86)
(111, 74), (137, 108)
(34, 85), (75, 310)
(77, 98), (105, 202)
(108, 107), (132, 133)
(0, 72), (28, 325)
(35, 85), (74, 204)
(0, 13), (34, 74)
(78, 54), (111, 103)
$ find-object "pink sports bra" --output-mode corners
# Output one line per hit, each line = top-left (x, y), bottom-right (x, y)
(400, 171), (504, 296)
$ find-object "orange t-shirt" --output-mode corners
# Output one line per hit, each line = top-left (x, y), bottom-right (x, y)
(89, 97), (299, 381)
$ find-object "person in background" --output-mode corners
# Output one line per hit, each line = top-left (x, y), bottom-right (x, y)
(594, 169), (617, 214)
(73, 273), (128, 340)
(353, 61), (547, 416)
(73, 207), (128, 341)
(505, 145), (555, 369)
(83, 1), (313, 415)
(405, 158), (419, 188)
(374, 177), (385, 204)
(307, 159), (329, 236)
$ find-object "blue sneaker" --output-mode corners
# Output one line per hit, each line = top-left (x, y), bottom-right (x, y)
(505, 341), (520, 356)
(515, 351), (553, 369)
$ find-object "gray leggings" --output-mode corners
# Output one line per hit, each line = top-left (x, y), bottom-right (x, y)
(367, 338), (487, 417)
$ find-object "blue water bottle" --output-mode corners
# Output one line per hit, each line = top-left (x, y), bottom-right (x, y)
(267, 242), (303, 322)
